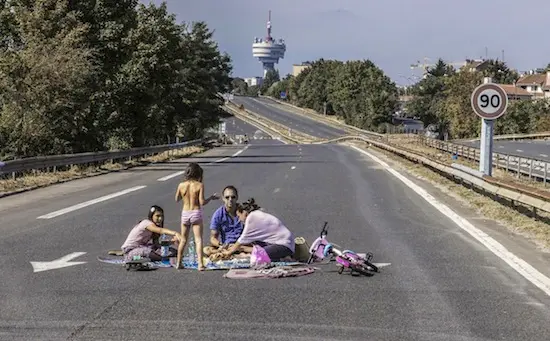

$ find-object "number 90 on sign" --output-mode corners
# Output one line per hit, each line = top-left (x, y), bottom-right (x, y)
(471, 83), (508, 120)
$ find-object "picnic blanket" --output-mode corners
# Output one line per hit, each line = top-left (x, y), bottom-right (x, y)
(98, 255), (302, 270)
(224, 265), (316, 279)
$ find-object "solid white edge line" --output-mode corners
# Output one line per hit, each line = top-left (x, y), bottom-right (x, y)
(348, 144), (550, 297)
(37, 186), (147, 219)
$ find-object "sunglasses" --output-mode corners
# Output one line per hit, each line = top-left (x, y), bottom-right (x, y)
(224, 195), (236, 199)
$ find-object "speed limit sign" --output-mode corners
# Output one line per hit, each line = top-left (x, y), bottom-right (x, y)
(471, 83), (508, 120)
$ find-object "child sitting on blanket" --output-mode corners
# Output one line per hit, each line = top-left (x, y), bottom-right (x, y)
(175, 162), (219, 271)
(121, 205), (183, 261)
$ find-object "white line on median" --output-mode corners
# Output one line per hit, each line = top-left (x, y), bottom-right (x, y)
(37, 186), (147, 219)
(349, 145), (550, 297)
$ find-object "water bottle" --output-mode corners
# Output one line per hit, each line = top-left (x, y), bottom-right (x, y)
(188, 238), (196, 265)
(160, 234), (171, 263)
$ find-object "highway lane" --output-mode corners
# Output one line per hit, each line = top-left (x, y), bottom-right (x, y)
(231, 96), (346, 139)
(457, 139), (550, 162)
(2, 141), (550, 339)
(222, 115), (277, 143)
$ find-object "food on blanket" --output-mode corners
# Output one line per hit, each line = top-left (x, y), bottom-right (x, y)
(209, 252), (233, 261)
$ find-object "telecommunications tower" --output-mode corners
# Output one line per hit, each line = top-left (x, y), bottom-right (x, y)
(252, 10), (286, 77)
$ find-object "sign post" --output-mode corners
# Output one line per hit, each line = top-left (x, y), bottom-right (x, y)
(470, 78), (508, 176)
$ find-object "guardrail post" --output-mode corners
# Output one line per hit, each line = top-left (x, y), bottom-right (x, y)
(544, 164), (548, 187)
(505, 155), (509, 173)
(516, 158), (520, 178)
(529, 159), (533, 180)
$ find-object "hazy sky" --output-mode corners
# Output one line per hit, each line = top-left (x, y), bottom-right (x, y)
(140, 0), (550, 86)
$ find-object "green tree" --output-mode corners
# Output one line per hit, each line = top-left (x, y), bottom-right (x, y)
(329, 60), (398, 131)
(0, 0), (234, 158)
(230, 77), (248, 95)
(406, 59), (454, 127)
(0, 0), (98, 157)
(297, 59), (343, 114)
(438, 70), (483, 139)
(260, 69), (279, 94)
(482, 59), (519, 84)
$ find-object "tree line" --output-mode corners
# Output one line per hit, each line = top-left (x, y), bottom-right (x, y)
(405, 59), (550, 139)
(232, 57), (550, 140)
(0, 0), (232, 160)
(231, 59), (401, 133)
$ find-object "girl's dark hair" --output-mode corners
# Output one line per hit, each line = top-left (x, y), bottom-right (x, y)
(148, 205), (164, 227)
(236, 198), (261, 213)
(185, 162), (203, 182)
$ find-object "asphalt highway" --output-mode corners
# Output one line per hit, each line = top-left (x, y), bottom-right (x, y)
(231, 96), (346, 139)
(2, 116), (550, 340)
(457, 139), (550, 162)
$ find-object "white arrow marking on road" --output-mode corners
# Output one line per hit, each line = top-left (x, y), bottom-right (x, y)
(30, 252), (87, 273)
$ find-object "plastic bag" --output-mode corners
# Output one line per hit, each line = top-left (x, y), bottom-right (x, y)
(250, 245), (271, 269)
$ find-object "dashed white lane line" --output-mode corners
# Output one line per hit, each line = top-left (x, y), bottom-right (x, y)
(540, 154), (548, 158)
(37, 186), (147, 219)
(291, 166), (296, 170)
(349, 144), (550, 297)
(516, 149), (524, 153)
(157, 170), (186, 181)
(157, 146), (250, 181)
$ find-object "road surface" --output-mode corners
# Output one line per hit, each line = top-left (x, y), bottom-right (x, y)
(1, 116), (550, 340)
(231, 96), (346, 139)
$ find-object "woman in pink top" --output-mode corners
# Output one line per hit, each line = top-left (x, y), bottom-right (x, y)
(121, 205), (183, 261)
(221, 198), (295, 261)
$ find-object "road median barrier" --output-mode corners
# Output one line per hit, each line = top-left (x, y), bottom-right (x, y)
(224, 102), (320, 144)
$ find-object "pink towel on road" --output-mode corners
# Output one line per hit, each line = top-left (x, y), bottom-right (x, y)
(223, 265), (316, 279)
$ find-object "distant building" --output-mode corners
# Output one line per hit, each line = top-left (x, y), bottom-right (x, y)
(459, 59), (492, 73)
(252, 10), (286, 77)
(244, 77), (263, 87)
(292, 64), (310, 77)
(496, 83), (533, 101)
(514, 72), (550, 99)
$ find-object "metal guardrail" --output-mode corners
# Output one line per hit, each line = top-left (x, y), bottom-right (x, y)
(258, 97), (550, 185)
(257, 95), (387, 140)
(455, 131), (550, 142)
(311, 135), (550, 216)
(0, 139), (206, 178)
(224, 102), (319, 143)
(417, 135), (549, 185)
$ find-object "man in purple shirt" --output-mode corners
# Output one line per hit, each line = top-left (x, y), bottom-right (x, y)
(203, 185), (246, 256)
